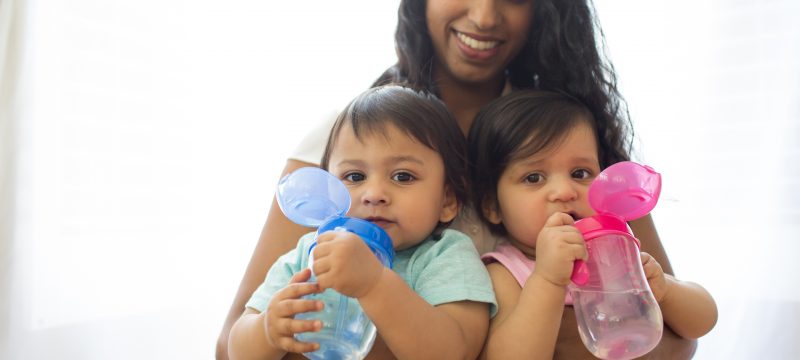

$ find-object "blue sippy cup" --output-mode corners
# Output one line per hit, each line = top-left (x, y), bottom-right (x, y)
(276, 167), (395, 360)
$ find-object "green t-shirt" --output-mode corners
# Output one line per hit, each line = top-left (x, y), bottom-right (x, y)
(246, 229), (497, 317)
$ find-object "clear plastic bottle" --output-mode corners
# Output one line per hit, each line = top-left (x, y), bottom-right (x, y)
(276, 167), (395, 360)
(568, 162), (664, 360)
(295, 217), (394, 360)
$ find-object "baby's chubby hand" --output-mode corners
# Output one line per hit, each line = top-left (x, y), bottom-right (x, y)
(641, 251), (672, 303)
(264, 268), (323, 354)
(311, 230), (386, 299)
(534, 212), (588, 287)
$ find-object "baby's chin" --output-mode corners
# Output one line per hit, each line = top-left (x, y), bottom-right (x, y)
(388, 231), (436, 251)
(507, 236), (537, 257)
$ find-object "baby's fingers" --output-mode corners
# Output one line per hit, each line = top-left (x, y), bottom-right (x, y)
(267, 304), (323, 352)
(274, 282), (321, 302)
(275, 332), (320, 354)
(571, 242), (588, 262)
(282, 298), (324, 318)
(555, 232), (587, 260)
(277, 315), (322, 335)
(640, 252), (662, 279)
(289, 268), (313, 284)
(545, 212), (575, 227)
(268, 285), (323, 318)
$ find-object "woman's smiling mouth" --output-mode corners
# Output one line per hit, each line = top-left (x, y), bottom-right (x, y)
(455, 31), (500, 51)
(453, 30), (502, 61)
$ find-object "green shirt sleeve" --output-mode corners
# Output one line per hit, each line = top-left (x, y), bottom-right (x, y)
(398, 229), (498, 317)
(245, 232), (315, 312)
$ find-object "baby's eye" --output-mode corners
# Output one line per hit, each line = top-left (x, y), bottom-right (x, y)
(523, 173), (544, 184)
(571, 169), (593, 180)
(392, 171), (415, 183)
(343, 172), (366, 183)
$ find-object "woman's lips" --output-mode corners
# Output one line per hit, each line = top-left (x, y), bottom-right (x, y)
(453, 30), (501, 61)
(456, 31), (500, 50)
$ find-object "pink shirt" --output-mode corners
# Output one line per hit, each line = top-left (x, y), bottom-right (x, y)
(481, 242), (573, 305)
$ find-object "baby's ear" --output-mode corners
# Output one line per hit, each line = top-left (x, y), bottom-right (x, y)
(481, 196), (502, 225)
(439, 186), (459, 223)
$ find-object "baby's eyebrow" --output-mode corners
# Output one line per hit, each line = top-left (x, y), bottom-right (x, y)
(514, 157), (545, 167)
(571, 156), (600, 165)
(513, 155), (598, 168)
(384, 155), (425, 166)
(334, 155), (425, 169)
(335, 159), (367, 168)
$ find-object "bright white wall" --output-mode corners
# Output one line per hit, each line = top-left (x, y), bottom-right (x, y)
(6, 1), (399, 359)
(599, 1), (800, 358)
(3, 0), (799, 359)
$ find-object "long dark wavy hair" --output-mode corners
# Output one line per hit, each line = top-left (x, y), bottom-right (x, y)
(372, 0), (633, 167)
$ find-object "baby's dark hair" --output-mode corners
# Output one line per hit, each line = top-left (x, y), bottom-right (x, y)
(467, 90), (599, 236)
(321, 85), (469, 230)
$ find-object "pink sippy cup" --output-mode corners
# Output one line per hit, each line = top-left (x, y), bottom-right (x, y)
(568, 161), (664, 360)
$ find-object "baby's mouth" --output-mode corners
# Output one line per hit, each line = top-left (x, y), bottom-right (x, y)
(365, 216), (393, 227)
(566, 212), (582, 221)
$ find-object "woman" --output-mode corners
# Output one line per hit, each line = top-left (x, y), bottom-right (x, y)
(217, 1), (696, 358)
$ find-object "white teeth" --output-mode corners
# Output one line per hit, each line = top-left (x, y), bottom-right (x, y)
(456, 32), (499, 51)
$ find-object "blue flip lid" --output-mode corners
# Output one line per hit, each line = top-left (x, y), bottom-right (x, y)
(316, 216), (395, 267)
(276, 167), (350, 227)
(277, 167), (395, 267)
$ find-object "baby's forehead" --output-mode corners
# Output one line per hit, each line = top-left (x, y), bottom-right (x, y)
(329, 122), (444, 161)
(337, 120), (429, 148)
(512, 122), (599, 162)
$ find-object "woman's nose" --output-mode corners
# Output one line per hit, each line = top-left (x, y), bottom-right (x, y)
(360, 181), (390, 206)
(469, 0), (500, 30)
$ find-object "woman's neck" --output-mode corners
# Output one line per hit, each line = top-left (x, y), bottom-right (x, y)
(434, 69), (506, 136)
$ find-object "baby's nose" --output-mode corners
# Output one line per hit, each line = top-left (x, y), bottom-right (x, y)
(360, 182), (390, 206)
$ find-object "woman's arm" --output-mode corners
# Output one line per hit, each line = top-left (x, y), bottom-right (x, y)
(216, 159), (317, 360)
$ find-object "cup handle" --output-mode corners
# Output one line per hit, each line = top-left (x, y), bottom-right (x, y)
(571, 260), (589, 286)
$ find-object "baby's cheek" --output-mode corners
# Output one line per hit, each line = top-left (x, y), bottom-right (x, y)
(505, 214), (543, 247)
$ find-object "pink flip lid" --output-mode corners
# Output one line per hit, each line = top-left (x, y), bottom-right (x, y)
(570, 161), (660, 286)
(574, 214), (637, 246)
(588, 161), (662, 221)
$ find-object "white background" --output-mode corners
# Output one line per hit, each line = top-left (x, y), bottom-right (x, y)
(2, 0), (798, 359)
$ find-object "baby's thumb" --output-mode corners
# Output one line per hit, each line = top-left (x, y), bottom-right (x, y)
(545, 212), (575, 227)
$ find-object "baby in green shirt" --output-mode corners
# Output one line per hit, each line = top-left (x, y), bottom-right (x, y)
(228, 85), (496, 360)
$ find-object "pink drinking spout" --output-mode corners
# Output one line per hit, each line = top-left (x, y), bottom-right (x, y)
(570, 161), (661, 285)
